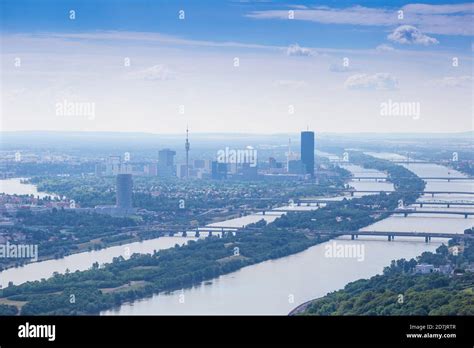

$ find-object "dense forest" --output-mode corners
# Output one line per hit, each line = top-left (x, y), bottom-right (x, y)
(301, 241), (474, 316)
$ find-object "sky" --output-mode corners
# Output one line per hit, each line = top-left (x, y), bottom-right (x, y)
(0, 0), (473, 134)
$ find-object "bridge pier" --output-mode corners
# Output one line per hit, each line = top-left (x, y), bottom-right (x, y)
(447, 203), (450, 208)
(351, 234), (355, 240)
(387, 235), (395, 241)
(404, 213), (408, 217)
(465, 214), (468, 219)
(262, 210), (266, 215)
(350, 191), (354, 197)
(432, 193), (435, 197)
(420, 203), (423, 208)
(425, 235), (431, 243)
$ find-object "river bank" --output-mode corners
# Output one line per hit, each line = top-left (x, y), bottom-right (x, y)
(1, 153), (471, 315)
(286, 154), (474, 316)
(105, 154), (471, 315)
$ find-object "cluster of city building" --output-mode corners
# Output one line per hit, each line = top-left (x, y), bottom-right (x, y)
(0, 193), (71, 224)
(1, 130), (316, 218)
(95, 130), (316, 182)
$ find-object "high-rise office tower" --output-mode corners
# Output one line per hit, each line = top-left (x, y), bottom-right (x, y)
(185, 126), (190, 179)
(116, 174), (133, 209)
(287, 138), (291, 172)
(301, 131), (315, 177)
(158, 149), (176, 178)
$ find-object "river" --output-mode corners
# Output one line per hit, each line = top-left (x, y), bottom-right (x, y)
(0, 178), (58, 199)
(0, 236), (195, 289)
(102, 155), (473, 315)
(0, 155), (472, 314)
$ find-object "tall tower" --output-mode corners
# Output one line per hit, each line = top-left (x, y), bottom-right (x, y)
(158, 149), (176, 178)
(116, 174), (133, 210)
(287, 138), (292, 172)
(185, 126), (190, 179)
(301, 131), (315, 177)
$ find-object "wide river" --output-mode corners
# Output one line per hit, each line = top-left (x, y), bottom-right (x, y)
(0, 154), (472, 315)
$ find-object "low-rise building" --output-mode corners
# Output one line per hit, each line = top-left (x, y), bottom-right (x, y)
(415, 263), (434, 274)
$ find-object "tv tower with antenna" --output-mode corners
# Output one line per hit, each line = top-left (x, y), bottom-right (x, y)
(287, 137), (292, 172)
(185, 126), (190, 179)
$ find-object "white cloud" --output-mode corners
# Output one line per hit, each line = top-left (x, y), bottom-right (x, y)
(274, 80), (307, 88)
(246, 4), (474, 36)
(429, 75), (473, 88)
(402, 3), (473, 15)
(286, 43), (314, 56)
(1, 30), (471, 134)
(248, 6), (393, 26)
(29, 31), (283, 51)
(376, 44), (396, 52)
(388, 25), (439, 45)
(289, 5), (309, 10)
(329, 63), (353, 72)
(129, 65), (175, 81)
(344, 73), (398, 90)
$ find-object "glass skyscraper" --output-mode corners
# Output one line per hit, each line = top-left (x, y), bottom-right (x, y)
(158, 149), (176, 178)
(116, 173), (133, 209)
(301, 131), (315, 177)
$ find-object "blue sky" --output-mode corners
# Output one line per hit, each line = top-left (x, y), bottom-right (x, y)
(1, 0), (472, 50)
(1, 1), (473, 133)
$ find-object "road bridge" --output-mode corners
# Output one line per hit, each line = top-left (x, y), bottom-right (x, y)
(308, 230), (471, 242)
(350, 176), (473, 182)
(375, 209), (474, 218)
(334, 190), (474, 197)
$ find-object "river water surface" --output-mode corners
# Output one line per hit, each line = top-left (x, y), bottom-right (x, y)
(0, 155), (472, 315)
(102, 154), (472, 315)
